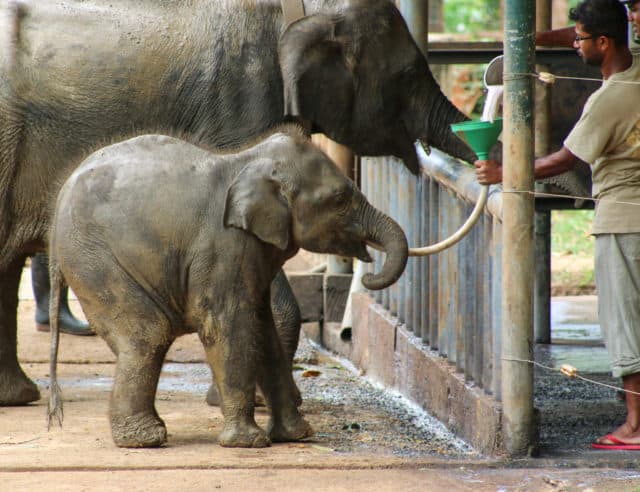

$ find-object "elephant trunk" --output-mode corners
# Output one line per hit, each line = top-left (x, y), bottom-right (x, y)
(360, 206), (408, 290)
(413, 73), (478, 164)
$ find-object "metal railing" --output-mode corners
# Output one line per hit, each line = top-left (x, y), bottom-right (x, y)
(360, 146), (505, 399)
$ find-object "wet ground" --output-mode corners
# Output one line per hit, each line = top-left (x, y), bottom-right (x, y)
(3, 268), (640, 490)
(533, 296), (631, 459)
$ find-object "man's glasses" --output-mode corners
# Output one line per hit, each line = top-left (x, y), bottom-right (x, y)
(574, 34), (594, 42)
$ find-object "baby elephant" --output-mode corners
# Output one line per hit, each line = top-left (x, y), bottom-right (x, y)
(47, 125), (408, 448)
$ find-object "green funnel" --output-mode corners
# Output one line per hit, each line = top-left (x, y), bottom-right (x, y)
(450, 118), (502, 160)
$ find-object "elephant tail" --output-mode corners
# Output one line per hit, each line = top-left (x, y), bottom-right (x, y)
(47, 257), (64, 429)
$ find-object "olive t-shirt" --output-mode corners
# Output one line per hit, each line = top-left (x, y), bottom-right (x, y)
(564, 54), (640, 234)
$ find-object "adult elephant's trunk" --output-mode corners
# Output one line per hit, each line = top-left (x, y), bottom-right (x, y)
(415, 75), (477, 164)
(403, 74), (488, 256)
(360, 205), (408, 290)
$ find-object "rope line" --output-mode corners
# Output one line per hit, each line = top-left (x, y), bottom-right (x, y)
(503, 357), (640, 397)
(500, 189), (640, 208)
(507, 72), (640, 85)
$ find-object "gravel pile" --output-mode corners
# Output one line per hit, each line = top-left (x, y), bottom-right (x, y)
(533, 351), (625, 455)
(294, 335), (628, 458)
(292, 335), (478, 458)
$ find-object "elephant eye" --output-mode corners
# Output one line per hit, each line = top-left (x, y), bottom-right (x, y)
(332, 190), (350, 208)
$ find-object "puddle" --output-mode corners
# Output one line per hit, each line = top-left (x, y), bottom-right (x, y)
(550, 296), (602, 346)
(536, 344), (611, 374)
(552, 323), (602, 343)
(36, 363), (212, 395)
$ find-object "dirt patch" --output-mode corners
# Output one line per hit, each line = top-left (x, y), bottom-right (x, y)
(551, 253), (595, 296)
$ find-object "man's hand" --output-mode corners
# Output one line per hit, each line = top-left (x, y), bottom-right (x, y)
(474, 160), (503, 185)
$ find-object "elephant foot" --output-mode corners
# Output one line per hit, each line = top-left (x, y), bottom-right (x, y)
(0, 366), (41, 406)
(218, 420), (270, 448)
(206, 383), (266, 408)
(111, 412), (167, 448)
(268, 414), (314, 443)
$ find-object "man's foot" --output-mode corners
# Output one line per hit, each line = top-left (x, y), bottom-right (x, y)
(594, 422), (640, 446)
(592, 434), (640, 450)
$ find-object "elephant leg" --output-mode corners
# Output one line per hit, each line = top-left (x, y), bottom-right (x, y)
(106, 313), (172, 448)
(201, 310), (269, 448)
(271, 269), (301, 365)
(270, 269), (303, 406)
(205, 269), (302, 407)
(257, 314), (313, 443)
(0, 255), (41, 405)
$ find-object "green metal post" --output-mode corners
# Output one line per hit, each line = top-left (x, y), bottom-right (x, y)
(501, 0), (536, 455)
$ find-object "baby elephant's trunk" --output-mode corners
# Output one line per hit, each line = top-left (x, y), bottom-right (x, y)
(47, 259), (64, 429)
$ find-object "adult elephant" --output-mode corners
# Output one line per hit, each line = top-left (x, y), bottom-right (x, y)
(0, 0), (477, 405)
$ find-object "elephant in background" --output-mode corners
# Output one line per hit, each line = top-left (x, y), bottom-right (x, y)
(47, 126), (408, 448)
(0, 0), (476, 405)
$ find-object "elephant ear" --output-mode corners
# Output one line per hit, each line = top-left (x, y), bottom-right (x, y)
(278, 14), (354, 135)
(224, 158), (291, 250)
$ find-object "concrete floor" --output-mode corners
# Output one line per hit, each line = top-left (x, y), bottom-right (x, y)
(547, 295), (610, 372)
(3, 262), (640, 491)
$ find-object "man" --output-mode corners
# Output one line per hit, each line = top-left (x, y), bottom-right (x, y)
(535, 0), (640, 50)
(475, 0), (640, 450)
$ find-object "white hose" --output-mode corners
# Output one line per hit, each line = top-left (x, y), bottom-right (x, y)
(340, 259), (366, 334)
(408, 184), (489, 256)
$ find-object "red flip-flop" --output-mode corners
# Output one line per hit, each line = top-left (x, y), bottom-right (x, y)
(592, 434), (640, 450)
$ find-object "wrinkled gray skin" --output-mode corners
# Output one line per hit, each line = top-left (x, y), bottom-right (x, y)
(48, 127), (409, 448)
(0, 0), (475, 405)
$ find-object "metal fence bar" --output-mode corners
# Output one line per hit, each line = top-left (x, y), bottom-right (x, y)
(471, 215), (485, 386)
(360, 148), (503, 401)
(388, 164), (399, 316)
(428, 177), (440, 347)
(491, 218), (503, 400)
(419, 176), (430, 343)
(437, 187), (450, 358)
(458, 204), (473, 376)
(397, 166), (409, 324)
(381, 162), (390, 310)
(412, 177), (423, 338)
(403, 168), (416, 330)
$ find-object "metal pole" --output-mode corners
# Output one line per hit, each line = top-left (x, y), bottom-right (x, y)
(326, 139), (353, 274)
(501, 0), (536, 456)
(400, 0), (429, 58)
(534, 0), (552, 344)
(317, 136), (354, 274)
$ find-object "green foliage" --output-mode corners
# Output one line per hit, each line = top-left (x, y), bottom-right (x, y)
(551, 210), (595, 295)
(443, 0), (502, 36)
(442, 0), (581, 36)
(551, 210), (594, 256)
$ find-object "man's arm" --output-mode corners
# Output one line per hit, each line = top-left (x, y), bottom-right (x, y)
(475, 146), (578, 185)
